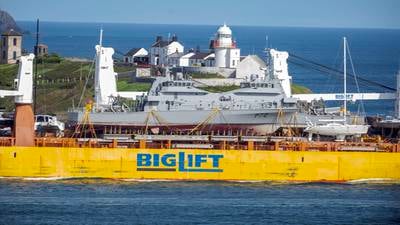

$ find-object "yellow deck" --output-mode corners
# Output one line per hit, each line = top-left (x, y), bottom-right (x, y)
(1, 146), (399, 181)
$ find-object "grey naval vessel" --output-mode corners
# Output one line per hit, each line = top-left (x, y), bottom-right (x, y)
(67, 42), (364, 136)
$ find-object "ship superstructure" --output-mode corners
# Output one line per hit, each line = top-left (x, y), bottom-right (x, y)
(68, 42), (363, 136)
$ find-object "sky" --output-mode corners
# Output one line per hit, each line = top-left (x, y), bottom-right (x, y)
(1, 0), (399, 29)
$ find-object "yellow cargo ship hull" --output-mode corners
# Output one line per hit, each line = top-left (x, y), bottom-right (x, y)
(0, 146), (399, 182)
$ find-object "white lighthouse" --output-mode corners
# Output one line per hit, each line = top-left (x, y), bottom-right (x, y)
(213, 24), (240, 68)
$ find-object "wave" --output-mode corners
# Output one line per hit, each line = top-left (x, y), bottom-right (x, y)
(346, 178), (400, 184)
(120, 178), (176, 182)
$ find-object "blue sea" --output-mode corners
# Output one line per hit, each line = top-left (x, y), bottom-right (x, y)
(17, 21), (400, 116)
(0, 179), (399, 225)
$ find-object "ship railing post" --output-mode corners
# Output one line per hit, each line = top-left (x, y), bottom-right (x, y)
(274, 141), (279, 151)
(299, 142), (306, 151)
(139, 139), (146, 149)
(247, 141), (254, 151)
(167, 140), (171, 149)
(220, 141), (226, 150)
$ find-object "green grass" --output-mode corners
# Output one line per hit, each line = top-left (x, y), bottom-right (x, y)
(292, 84), (312, 94)
(0, 64), (18, 89)
(117, 80), (152, 92)
(114, 64), (136, 73)
(189, 73), (225, 79)
(198, 85), (240, 93)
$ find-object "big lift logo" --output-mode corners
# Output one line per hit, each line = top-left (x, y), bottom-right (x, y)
(136, 152), (223, 172)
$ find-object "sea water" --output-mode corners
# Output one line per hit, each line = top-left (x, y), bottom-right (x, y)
(0, 179), (399, 224)
(17, 21), (400, 116)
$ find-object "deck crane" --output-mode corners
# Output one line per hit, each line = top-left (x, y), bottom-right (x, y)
(0, 54), (35, 146)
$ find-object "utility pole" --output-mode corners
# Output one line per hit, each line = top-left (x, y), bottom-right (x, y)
(34, 19), (39, 114)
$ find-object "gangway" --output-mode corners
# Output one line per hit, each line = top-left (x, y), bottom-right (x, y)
(292, 70), (400, 118)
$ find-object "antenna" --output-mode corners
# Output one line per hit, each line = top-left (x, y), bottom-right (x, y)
(99, 27), (103, 48)
(343, 37), (347, 124)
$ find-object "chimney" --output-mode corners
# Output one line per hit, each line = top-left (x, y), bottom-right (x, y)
(209, 40), (215, 50)
(172, 35), (178, 42)
(156, 36), (162, 42)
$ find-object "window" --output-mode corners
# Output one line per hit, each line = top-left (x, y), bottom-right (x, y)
(13, 51), (16, 60)
(2, 51), (5, 59)
(13, 38), (17, 46)
(2, 38), (5, 47)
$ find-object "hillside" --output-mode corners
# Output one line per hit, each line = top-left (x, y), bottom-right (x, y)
(0, 9), (22, 33)
(0, 58), (136, 117)
(0, 58), (311, 119)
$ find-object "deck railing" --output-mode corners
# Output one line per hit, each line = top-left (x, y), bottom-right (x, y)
(0, 136), (398, 153)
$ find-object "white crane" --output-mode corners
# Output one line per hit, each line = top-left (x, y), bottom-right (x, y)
(0, 54), (35, 146)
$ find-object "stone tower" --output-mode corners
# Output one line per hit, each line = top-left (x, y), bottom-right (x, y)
(1, 29), (22, 64)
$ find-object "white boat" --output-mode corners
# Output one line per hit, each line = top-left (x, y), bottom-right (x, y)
(304, 37), (369, 141)
(304, 123), (369, 141)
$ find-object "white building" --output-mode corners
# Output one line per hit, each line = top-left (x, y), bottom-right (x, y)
(123, 48), (148, 64)
(167, 52), (185, 67)
(236, 55), (267, 79)
(189, 52), (215, 67)
(150, 35), (184, 66)
(178, 52), (195, 67)
(213, 24), (240, 68)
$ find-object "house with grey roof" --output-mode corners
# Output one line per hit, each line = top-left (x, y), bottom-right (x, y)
(189, 52), (215, 67)
(123, 47), (148, 64)
(149, 35), (184, 66)
(1, 29), (22, 64)
(167, 52), (185, 67)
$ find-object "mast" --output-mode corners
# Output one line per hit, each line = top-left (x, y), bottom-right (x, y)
(343, 37), (347, 124)
(34, 19), (39, 114)
(95, 28), (103, 110)
(99, 27), (103, 47)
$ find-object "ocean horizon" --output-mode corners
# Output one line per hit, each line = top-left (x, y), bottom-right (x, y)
(16, 21), (400, 116)
(17, 20), (400, 30)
